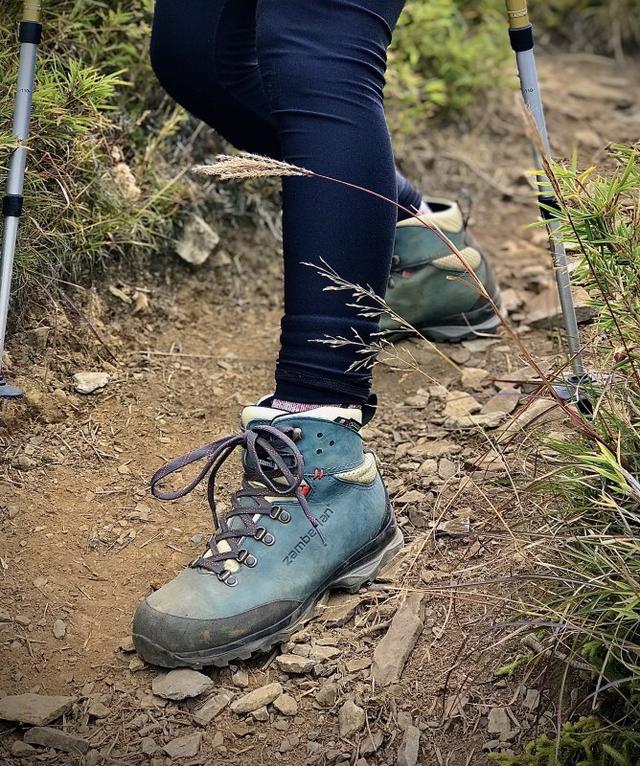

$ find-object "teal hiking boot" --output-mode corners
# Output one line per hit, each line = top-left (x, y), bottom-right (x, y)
(132, 402), (403, 668)
(383, 197), (502, 341)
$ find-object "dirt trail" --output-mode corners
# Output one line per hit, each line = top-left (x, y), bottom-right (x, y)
(1, 54), (639, 765)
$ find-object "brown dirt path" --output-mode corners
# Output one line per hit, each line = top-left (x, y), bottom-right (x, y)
(0, 54), (638, 766)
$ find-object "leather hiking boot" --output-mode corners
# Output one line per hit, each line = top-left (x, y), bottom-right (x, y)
(383, 197), (502, 341)
(132, 402), (403, 668)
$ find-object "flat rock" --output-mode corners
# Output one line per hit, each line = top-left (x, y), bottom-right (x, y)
(461, 337), (501, 353)
(497, 398), (555, 442)
(152, 669), (213, 701)
(251, 706), (270, 722)
(527, 285), (596, 329)
(273, 693), (298, 716)
(193, 690), (233, 727)
(444, 411), (503, 431)
(501, 287), (525, 313)
(372, 593), (427, 686)
(315, 682), (338, 707)
(230, 682), (283, 714)
(52, 619), (66, 640)
(338, 699), (365, 738)
(397, 724), (421, 766)
(73, 372), (110, 395)
(481, 389), (519, 417)
(87, 700), (110, 719)
(10, 741), (37, 758)
(0, 694), (74, 726)
(141, 736), (159, 755)
(176, 215), (220, 266)
(394, 490), (425, 505)
(319, 594), (362, 627)
(306, 644), (340, 662)
(360, 730), (384, 755)
(444, 390), (481, 419)
(435, 517), (471, 536)
(24, 727), (90, 754)
(163, 732), (202, 759)
(409, 440), (460, 459)
(275, 653), (315, 674)
(438, 458), (457, 480)
(460, 367), (489, 390)
(523, 688), (541, 712)
(231, 670), (249, 688)
(487, 707), (512, 738)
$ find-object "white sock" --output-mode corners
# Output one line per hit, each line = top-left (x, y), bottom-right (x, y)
(271, 398), (325, 413)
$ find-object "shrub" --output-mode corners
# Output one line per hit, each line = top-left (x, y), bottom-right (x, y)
(529, 0), (640, 54)
(387, 0), (509, 131)
(0, 0), (186, 291)
(498, 145), (640, 765)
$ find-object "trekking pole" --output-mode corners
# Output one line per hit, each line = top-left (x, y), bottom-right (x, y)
(504, 0), (593, 408)
(0, 0), (43, 399)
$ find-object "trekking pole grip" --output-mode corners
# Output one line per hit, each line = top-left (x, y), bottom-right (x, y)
(505, 0), (533, 52)
(505, 0), (530, 29)
(23, 0), (42, 23)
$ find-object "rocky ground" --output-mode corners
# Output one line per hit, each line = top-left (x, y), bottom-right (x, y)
(0, 54), (638, 765)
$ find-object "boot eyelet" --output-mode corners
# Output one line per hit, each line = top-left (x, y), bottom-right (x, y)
(391, 255), (400, 267)
(279, 510), (291, 524)
(291, 428), (303, 442)
(255, 527), (276, 546)
(218, 570), (238, 587)
(238, 548), (258, 568)
(270, 505), (282, 519)
(237, 548), (257, 568)
(255, 526), (275, 545)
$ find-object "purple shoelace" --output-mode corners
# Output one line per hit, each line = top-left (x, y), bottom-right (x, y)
(150, 424), (320, 584)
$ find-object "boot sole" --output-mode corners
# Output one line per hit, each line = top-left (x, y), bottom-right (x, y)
(133, 521), (404, 669)
(386, 297), (503, 343)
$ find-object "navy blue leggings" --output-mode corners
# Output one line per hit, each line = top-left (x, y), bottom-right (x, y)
(151, 0), (420, 405)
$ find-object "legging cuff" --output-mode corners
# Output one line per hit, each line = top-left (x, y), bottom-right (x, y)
(274, 314), (376, 404)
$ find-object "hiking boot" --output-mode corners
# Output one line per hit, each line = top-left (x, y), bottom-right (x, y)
(132, 402), (403, 668)
(383, 197), (502, 341)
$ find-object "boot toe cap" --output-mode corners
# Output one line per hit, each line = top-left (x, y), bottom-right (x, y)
(132, 569), (300, 667)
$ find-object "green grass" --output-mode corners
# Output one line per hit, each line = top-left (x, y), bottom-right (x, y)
(495, 146), (640, 765)
(0, 0), (187, 292)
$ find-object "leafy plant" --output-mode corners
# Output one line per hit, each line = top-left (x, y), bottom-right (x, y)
(503, 146), (640, 765)
(0, 0), (186, 292)
(387, 0), (509, 132)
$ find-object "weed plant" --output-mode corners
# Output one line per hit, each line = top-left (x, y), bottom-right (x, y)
(494, 146), (640, 765)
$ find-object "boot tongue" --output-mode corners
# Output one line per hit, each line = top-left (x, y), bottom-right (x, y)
(241, 404), (287, 428)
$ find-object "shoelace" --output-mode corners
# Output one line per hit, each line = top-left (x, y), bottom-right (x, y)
(150, 424), (321, 584)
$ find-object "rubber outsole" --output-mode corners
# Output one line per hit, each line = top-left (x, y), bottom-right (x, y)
(385, 297), (503, 343)
(133, 526), (405, 669)
(418, 309), (502, 342)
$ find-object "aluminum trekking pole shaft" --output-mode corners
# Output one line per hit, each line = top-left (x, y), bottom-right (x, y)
(0, 0), (42, 398)
(505, 0), (586, 380)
